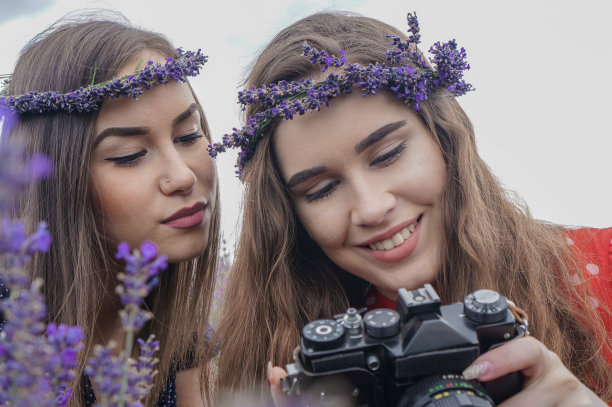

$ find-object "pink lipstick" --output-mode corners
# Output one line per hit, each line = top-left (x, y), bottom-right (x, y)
(358, 215), (423, 263)
(162, 201), (206, 229)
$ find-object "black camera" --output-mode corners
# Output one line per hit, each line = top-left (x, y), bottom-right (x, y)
(281, 284), (529, 407)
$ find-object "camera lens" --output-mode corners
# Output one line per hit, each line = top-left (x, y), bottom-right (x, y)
(396, 374), (494, 407)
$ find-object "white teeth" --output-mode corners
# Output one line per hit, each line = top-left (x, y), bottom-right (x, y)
(382, 239), (395, 250)
(367, 220), (419, 251)
(391, 233), (404, 246)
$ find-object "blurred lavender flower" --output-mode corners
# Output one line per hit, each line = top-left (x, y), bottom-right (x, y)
(0, 243), (83, 407)
(85, 241), (167, 407)
(1, 98), (165, 407)
(0, 134), (53, 213)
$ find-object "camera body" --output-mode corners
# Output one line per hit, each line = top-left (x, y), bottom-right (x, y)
(281, 284), (528, 407)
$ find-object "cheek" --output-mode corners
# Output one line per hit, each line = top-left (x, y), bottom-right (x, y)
(396, 152), (447, 204)
(295, 201), (346, 250)
(194, 153), (218, 194)
(90, 170), (147, 225)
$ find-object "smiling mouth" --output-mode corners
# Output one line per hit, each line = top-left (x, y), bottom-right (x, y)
(367, 216), (421, 251)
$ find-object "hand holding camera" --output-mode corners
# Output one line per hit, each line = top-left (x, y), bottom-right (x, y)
(280, 284), (528, 407)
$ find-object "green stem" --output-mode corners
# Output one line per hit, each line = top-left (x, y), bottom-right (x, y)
(117, 309), (136, 407)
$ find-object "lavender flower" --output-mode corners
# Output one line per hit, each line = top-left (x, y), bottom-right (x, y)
(86, 241), (167, 407)
(0, 219), (51, 287)
(208, 12), (473, 176)
(0, 278), (83, 407)
(0, 49), (207, 115)
(0, 139), (53, 213)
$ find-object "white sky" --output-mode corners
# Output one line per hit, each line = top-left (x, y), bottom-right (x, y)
(1, 0), (610, 252)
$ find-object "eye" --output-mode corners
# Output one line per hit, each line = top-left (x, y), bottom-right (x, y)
(305, 180), (340, 203)
(370, 141), (406, 167)
(104, 150), (147, 167)
(175, 132), (203, 146)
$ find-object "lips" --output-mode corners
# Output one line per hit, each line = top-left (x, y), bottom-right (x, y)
(162, 201), (206, 229)
(358, 215), (423, 263)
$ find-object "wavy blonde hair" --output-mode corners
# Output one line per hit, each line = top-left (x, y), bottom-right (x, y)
(212, 11), (611, 404)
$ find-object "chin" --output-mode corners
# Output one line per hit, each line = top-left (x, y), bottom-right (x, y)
(162, 241), (209, 263)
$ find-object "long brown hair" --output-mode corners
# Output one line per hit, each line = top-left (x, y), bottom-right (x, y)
(8, 11), (220, 406)
(212, 10), (612, 403)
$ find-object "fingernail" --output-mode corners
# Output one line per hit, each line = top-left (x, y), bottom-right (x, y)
(267, 361), (273, 385)
(462, 361), (492, 380)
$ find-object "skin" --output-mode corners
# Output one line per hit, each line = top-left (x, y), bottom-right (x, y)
(268, 92), (606, 406)
(90, 52), (215, 406)
(274, 91), (446, 301)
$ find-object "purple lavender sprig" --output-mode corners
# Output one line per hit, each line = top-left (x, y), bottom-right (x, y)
(0, 49), (207, 115)
(86, 241), (167, 407)
(0, 134), (80, 406)
(208, 12), (473, 176)
(0, 220), (52, 286)
(0, 136), (54, 213)
(1, 266), (82, 407)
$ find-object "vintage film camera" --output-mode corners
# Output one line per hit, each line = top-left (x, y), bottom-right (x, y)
(281, 284), (529, 407)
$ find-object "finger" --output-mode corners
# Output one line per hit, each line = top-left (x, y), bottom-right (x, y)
(462, 336), (554, 383)
(267, 362), (290, 407)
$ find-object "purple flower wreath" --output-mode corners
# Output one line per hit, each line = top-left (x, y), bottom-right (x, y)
(0, 48), (207, 114)
(208, 13), (473, 176)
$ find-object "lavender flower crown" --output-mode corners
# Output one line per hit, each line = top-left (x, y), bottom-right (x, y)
(208, 13), (473, 176)
(0, 48), (207, 114)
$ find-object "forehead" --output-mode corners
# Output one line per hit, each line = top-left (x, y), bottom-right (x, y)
(95, 51), (198, 130)
(272, 93), (415, 166)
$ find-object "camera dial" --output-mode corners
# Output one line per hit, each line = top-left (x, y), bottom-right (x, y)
(364, 308), (400, 338)
(464, 289), (508, 323)
(302, 319), (345, 350)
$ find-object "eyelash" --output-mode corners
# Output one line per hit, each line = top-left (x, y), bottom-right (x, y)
(104, 133), (203, 167)
(175, 132), (203, 145)
(370, 142), (406, 167)
(304, 141), (407, 203)
(305, 180), (340, 203)
(105, 150), (146, 167)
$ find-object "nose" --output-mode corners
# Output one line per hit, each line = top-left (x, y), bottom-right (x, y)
(349, 176), (395, 226)
(159, 150), (196, 195)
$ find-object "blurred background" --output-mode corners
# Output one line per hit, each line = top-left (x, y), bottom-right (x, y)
(1, 0), (610, 256)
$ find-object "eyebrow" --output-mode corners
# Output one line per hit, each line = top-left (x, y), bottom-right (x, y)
(93, 103), (199, 148)
(286, 166), (328, 189)
(354, 120), (407, 153)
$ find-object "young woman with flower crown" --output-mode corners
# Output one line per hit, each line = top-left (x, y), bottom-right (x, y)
(209, 11), (612, 406)
(0, 11), (220, 407)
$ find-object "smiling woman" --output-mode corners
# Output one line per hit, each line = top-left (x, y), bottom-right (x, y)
(1, 10), (220, 407)
(210, 10), (612, 407)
